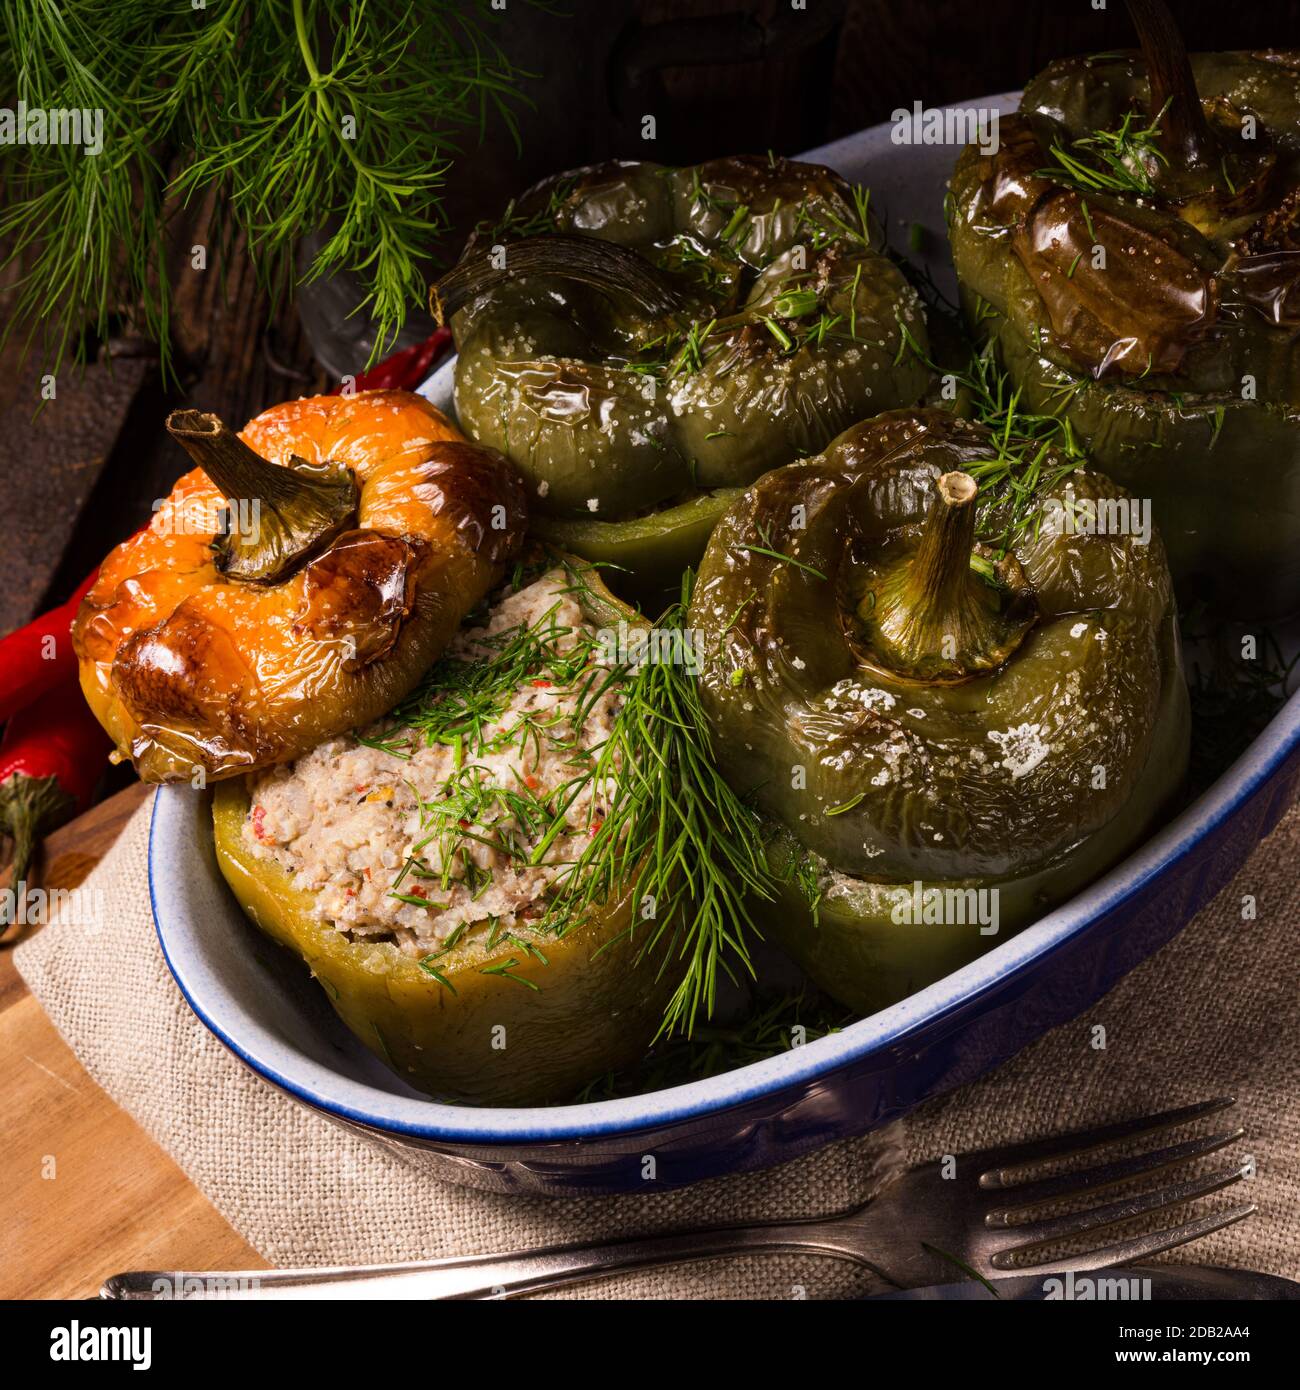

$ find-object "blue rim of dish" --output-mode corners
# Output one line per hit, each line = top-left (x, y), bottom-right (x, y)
(149, 685), (1300, 1144)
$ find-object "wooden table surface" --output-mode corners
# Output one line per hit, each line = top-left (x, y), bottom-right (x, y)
(1, 785), (268, 1299)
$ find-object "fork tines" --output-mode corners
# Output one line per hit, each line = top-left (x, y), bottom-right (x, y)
(970, 1097), (1256, 1274)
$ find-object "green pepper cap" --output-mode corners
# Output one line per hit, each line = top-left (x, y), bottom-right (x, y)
(852, 470), (1037, 683)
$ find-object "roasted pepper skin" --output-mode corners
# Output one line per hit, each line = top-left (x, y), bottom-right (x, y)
(73, 392), (528, 782)
(756, 624), (1187, 1015)
(948, 51), (1300, 618)
(212, 563), (679, 1106)
(441, 155), (930, 589)
(688, 408), (1189, 1013)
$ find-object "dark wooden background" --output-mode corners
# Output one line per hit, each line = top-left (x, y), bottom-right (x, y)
(2, 0), (1297, 636)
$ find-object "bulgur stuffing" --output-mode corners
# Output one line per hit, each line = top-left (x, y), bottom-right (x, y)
(243, 571), (623, 955)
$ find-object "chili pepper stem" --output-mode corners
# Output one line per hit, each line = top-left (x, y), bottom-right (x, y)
(166, 410), (358, 585)
(862, 471), (1036, 683)
(0, 774), (75, 930)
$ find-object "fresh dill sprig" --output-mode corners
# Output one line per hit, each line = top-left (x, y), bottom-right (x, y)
(536, 569), (772, 1038)
(956, 348), (1087, 556)
(0, 0), (535, 378)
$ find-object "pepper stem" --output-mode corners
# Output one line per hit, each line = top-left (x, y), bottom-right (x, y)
(907, 470), (980, 613)
(1125, 0), (1214, 171)
(166, 411), (358, 585)
(0, 774), (75, 933)
(858, 472), (1036, 683)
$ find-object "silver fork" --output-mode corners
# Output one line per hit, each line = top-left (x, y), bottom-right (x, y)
(101, 1096), (1254, 1299)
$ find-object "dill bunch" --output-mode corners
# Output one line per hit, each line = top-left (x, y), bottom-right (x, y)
(0, 0), (533, 377)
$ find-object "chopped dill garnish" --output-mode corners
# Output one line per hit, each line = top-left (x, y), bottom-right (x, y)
(788, 856), (825, 928)
(796, 182), (874, 250)
(733, 523), (829, 581)
(418, 959), (458, 993)
(1037, 101), (1172, 198)
(479, 177), (578, 243)
(763, 316), (794, 352)
(893, 312), (927, 367)
(389, 892), (449, 911)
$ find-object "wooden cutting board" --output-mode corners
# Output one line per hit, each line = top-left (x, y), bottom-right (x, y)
(0, 784), (268, 1299)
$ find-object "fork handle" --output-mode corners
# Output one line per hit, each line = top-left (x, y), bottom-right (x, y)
(101, 1218), (861, 1300)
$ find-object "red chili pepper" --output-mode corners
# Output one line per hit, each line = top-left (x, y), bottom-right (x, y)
(0, 676), (110, 930)
(0, 568), (98, 724)
(328, 327), (453, 396)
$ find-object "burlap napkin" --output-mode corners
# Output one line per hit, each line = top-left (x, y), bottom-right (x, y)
(14, 792), (1300, 1298)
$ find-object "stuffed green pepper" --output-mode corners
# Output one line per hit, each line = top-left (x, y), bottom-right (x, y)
(434, 154), (931, 604)
(213, 559), (692, 1105)
(948, 0), (1300, 617)
(688, 407), (1189, 1014)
